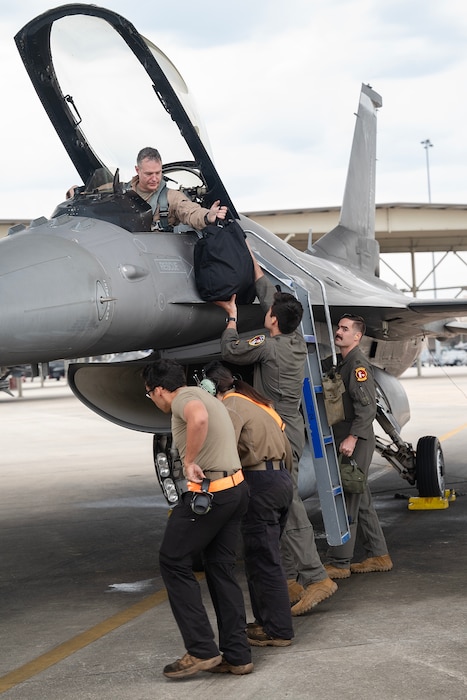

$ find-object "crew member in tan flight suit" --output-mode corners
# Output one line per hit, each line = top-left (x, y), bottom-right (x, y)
(67, 146), (227, 230)
(129, 147), (227, 229)
(202, 361), (294, 648)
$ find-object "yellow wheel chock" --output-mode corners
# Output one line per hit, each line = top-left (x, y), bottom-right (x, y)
(408, 489), (456, 510)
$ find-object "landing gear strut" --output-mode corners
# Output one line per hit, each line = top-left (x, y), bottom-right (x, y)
(375, 405), (446, 498)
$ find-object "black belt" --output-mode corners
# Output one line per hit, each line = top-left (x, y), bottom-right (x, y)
(246, 459), (286, 472)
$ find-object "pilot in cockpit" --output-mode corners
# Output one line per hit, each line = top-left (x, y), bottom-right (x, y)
(129, 147), (227, 231)
(66, 146), (228, 233)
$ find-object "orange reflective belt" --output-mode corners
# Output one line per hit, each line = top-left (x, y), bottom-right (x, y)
(222, 392), (285, 431)
(187, 469), (244, 493)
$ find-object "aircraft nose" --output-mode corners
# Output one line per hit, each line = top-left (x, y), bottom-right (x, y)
(0, 222), (111, 365)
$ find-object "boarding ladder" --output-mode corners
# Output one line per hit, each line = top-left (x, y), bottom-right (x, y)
(252, 247), (350, 546)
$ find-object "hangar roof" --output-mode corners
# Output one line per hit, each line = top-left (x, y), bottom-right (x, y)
(2, 202), (467, 256)
(244, 202), (467, 254)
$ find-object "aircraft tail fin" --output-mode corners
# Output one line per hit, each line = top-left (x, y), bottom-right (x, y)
(313, 84), (382, 278)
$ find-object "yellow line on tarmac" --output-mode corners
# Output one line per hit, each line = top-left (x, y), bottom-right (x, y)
(439, 423), (467, 442)
(0, 584), (175, 694)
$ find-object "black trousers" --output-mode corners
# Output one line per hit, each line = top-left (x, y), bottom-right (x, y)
(242, 469), (294, 640)
(159, 479), (251, 665)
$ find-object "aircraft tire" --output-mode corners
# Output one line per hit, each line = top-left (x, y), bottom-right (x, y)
(415, 435), (445, 497)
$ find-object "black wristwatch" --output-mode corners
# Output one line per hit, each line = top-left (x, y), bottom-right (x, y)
(226, 317), (237, 323)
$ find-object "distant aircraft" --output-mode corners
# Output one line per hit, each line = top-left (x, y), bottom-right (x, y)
(2, 4), (467, 506)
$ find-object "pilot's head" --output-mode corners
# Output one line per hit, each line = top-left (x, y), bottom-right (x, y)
(135, 146), (163, 193)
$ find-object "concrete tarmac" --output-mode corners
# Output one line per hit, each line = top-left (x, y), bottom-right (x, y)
(1, 368), (466, 699)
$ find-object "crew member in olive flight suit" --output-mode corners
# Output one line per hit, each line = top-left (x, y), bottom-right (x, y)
(323, 314), (393, 578)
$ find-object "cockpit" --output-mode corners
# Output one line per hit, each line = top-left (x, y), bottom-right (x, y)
(52, 162), (211, 233)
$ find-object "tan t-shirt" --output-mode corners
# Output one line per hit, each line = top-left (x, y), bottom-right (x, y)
(171, 386), (241, 475)
(223, 393), (292, 470)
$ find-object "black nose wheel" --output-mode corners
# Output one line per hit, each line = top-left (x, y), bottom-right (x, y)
(415, 436), (446, 497)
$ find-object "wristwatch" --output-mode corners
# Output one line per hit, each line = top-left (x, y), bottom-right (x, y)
(226, 317), (237, 323)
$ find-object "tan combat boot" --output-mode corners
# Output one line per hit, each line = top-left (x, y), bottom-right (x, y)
(291, 577), (338, 616)
(350, 554), (393, 573)
(324, 563), (351, 579)
(287, 578), (305, 604)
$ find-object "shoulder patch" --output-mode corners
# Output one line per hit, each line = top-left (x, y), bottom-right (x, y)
(355, 366), (368, 382)
(248, 334), (266, 347)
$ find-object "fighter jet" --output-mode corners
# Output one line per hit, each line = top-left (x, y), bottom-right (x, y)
(3, 4), (467, 507)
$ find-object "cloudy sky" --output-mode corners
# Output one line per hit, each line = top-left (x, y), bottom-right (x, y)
(1, 0), (466, 295)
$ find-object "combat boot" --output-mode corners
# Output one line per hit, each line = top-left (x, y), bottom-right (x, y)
(208, 656), (254, 675)
(350, 554), (393, 573)
(163, 652), (222, 679)
(324, 563), (351, 579)
(287, 578), (305, 604)
(291, 577), (338, 616)
(247, 628), (292, 647)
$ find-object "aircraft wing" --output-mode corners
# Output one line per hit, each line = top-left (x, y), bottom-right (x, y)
(405, 300), (467, 338)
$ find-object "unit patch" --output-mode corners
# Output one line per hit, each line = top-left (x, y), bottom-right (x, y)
(248, 334), (266, 347)
(355, 367), (368, 382)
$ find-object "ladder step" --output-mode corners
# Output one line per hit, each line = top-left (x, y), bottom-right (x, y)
(301, 376), (350, 546)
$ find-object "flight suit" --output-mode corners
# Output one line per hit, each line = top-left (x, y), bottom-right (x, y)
(223, 392), (294, 641)
(221, 275), (328, 586)
(324, 345), (389, 568)
(130, 176), (211, 230)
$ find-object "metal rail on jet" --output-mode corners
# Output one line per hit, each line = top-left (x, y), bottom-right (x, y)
(249, 241), (350, 546)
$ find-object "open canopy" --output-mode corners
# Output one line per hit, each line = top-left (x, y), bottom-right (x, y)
(15, 3), (237, 214)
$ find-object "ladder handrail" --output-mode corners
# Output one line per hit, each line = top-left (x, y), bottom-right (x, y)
(246, 237), (350, 545)
(245, 230), (338, 366)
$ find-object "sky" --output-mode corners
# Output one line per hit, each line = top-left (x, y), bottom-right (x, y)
(1, 0), (466, 296)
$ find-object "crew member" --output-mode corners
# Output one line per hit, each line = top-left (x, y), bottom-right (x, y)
(323, 314), (393, 578)
(143, 359), (252, 678)
(216, 244), (337, 617)
(202, 361), (294, 647)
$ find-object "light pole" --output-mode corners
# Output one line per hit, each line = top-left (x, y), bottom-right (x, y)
(421, 139), (436, 299)
(420, 138), (433, 203)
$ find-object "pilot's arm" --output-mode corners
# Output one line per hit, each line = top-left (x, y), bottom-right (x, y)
(168, 190), (227, 230)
